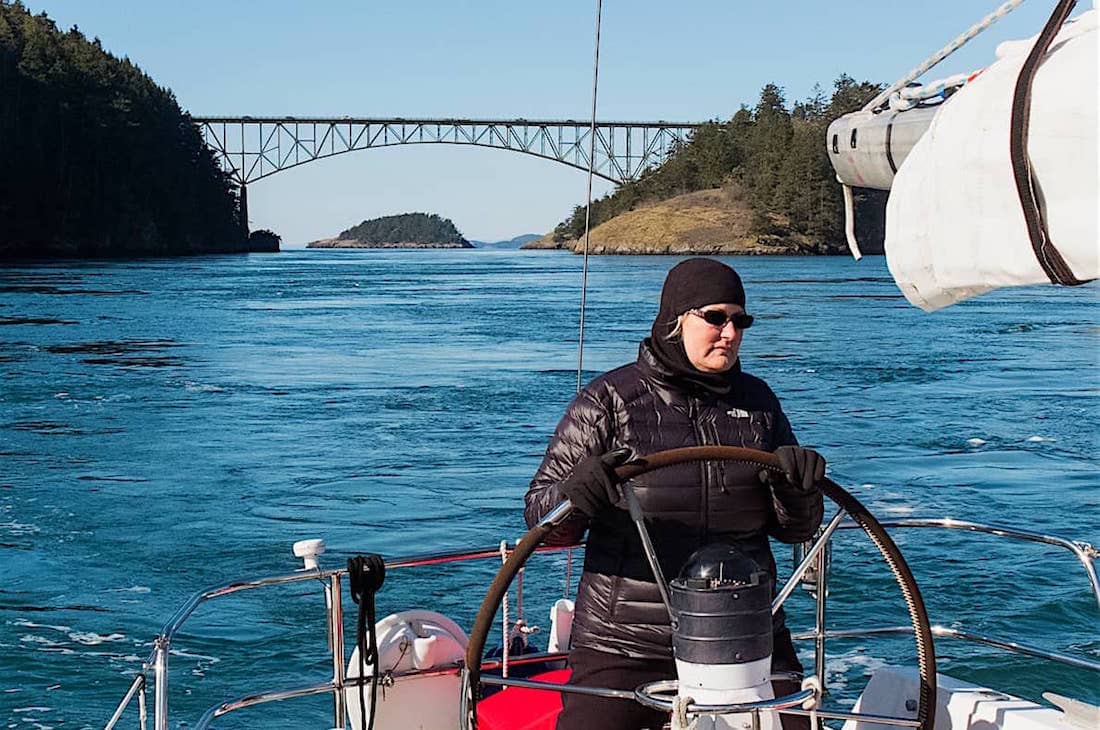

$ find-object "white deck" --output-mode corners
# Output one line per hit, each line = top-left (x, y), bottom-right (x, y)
(842, 668), (1096, 730)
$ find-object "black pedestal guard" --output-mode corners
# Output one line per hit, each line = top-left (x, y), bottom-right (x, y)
(463, 446), (937, 730)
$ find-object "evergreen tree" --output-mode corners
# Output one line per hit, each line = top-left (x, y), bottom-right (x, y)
(0, 1), (253, 258)
(548, 74), (887, 253)
(743, 83), (793, 215)
(340, 212), (468, 245)
(827, 74), (883, 118)
(793, 83), (828, 122)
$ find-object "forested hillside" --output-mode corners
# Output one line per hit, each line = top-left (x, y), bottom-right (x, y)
(338, 213), (469, 246)
(551, 76), (888, 253)
(0, 1), (256, 258)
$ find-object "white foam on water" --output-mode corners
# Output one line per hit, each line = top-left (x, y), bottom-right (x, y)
(19, 635), (74, 654)
(12, 707), (52, 713)
(102, 653), (143, 664)
(109, 585), (151, 593)
(184, 381), (225, 393)
(170, 648), (221, 664)
(860, 483), (875, 489)
(881, 504), (915, 516)
(821, 650), (890, 693)
(68, 631), (125, 646)
(1025, 435), (1054, 442)
(15, 720), (55, 730)
(13, 620), (70, 633)
(0, 521), (41, 535)
(966, 437), (987, 447)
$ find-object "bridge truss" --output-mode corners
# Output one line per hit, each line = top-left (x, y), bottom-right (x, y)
(193, 117), (702, 187)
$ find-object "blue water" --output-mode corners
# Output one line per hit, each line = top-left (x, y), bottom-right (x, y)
(1, 251), (1097, 729)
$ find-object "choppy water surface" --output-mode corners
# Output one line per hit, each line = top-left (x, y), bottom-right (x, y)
(1, 251), (1097, 728)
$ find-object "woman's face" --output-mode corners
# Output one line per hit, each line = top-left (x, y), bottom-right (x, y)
(681, 303), (746, 373)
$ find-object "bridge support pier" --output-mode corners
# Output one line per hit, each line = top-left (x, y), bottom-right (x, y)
(238, 183), (249, 239)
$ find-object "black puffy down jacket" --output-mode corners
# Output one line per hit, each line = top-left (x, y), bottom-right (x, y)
(525, 341), (823, 660)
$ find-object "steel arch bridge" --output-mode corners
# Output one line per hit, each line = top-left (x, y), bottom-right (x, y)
(193, 116), (703, 188)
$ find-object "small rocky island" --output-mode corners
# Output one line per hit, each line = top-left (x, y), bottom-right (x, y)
(308, 212), (473, 249)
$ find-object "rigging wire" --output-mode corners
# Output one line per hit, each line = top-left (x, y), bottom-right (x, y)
(576, 0), (603, 394)
(844, 0), (1028, 257)
(862, 0), (1026, 112)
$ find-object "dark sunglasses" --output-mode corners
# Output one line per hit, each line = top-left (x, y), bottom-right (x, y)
(688, 308), (754, 330)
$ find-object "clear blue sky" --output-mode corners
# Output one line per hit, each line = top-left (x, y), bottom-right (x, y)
(28, 1), (1064, 245)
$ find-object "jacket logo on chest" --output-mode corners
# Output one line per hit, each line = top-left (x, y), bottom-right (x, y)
(726, 408), (751, 418)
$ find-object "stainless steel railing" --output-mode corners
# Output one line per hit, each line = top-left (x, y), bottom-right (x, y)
(105, 542), (578, 730)
(105, 520), (1098, 729)
(197, 650), (571, 729)
(869, 518), (1100, 608)
(783, 517), (1100, 703)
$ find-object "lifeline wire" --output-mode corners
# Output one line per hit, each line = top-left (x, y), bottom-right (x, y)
(576, 0), (603, 394)
(862, 0), (1026, 112)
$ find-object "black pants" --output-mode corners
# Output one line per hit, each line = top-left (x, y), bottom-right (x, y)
(556, 630), (808, 730)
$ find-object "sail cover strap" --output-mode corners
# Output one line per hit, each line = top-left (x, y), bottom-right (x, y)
(1010, 0), (1089, 286)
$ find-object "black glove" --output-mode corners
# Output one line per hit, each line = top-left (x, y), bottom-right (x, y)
(766, 446), (826, 493)
(560, 447), (632, 516)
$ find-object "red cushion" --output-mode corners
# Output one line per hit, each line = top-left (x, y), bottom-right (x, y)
(477, 668), (572, 730)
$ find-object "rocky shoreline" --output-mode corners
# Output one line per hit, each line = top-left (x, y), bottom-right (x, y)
(521, 185), (852, 256)
(307, 237), (474, 249)
(306, 185), (871, 256)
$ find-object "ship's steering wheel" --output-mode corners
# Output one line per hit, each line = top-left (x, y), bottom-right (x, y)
(463, 446), (936, 730)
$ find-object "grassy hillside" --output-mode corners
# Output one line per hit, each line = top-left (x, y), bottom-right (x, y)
(526, 184), (827, 255)
(538, 76), (889, 255)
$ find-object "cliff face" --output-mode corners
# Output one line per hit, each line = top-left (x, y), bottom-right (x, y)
(523, 185), (846, 255)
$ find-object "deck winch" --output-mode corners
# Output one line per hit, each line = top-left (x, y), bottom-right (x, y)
(666, 544), (778, 730)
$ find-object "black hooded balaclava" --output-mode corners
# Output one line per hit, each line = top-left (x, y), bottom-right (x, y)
(645, 258), (747, 395)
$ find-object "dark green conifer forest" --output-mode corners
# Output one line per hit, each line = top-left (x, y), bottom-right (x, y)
(1, 0), (885, 259)
(339, 213), (470, 246)
(0, 1), (257, 258)
(552, 76), (888, 252)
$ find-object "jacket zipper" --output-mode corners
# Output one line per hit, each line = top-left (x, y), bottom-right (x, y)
(689, 396), (710, 539)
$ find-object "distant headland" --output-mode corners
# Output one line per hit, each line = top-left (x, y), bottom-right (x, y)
(308, 213), (473, 249)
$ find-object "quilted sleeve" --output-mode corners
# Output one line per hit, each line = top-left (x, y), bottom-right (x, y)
(525, 388), (615, 546)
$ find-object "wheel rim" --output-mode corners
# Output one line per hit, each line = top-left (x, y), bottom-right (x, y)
(463, 446), (936, 730)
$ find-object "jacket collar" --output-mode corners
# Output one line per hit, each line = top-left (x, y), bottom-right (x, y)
(636, 339), (742, 400)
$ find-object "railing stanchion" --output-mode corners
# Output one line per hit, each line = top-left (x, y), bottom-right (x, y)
(104, 673), (146, 730)
(139, 675), (148, 730)
(814, 538), (829, 697)
(153, 638), (169, 730)
(329, 573), (347, 729)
